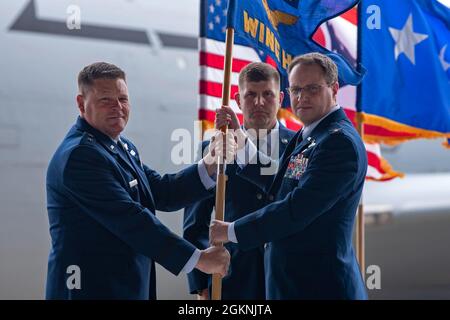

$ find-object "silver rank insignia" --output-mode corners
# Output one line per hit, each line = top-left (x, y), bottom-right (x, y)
(302, 139), (316, 153)
(129, 179), (138, 188)
(330, 128), (342, 134)
(284, 153), (309, 180)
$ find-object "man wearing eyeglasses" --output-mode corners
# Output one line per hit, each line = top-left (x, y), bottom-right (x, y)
(210, 52), (368, 299)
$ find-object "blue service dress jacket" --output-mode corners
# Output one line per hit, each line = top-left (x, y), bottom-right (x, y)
(183, 123), (295, 299)
(45, 117), (212, 299)
(235, 108), (368, 299)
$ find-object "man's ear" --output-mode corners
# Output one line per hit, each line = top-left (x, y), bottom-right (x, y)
(234, 92), (242, 111)
(278, 91), (284, 107)
(76, 94), (85, 115)
(332, 82), (339, 99)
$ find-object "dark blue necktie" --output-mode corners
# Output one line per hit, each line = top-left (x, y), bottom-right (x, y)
(296, 129), (304, 145)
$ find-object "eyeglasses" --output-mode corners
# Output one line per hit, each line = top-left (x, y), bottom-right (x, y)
(286, 84), (327, 98)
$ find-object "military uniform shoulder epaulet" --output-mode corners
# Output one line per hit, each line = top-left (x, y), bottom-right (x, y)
(80, 132), (96, 145)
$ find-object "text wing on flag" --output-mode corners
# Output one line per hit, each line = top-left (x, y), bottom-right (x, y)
(226, 0), (365, 85)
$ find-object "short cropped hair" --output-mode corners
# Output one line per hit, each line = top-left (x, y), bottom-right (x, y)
(78, 62), (126, 94)
(238, 62), (280, 88)
(288, 52), (338, 85)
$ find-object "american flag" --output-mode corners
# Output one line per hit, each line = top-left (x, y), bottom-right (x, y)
(198, 0), (402, 181)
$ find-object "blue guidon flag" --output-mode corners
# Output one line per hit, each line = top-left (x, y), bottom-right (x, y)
(226, 0), (366, 86)
(359, 0), (450, 145)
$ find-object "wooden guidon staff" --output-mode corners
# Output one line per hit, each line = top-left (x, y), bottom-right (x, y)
(211, 27), (234, 301)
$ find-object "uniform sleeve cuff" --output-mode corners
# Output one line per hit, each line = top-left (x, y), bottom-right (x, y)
(180, 249), (202, 273)
(228, 222), (238, 243)
(197, 159), (216, 190)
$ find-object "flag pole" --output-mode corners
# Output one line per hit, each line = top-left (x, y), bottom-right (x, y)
(211, 26), (234, 301)
(355, 112), (365, 277)
(355, 3), (365, 278)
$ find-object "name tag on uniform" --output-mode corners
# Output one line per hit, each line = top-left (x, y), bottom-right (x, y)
(284, 154), (308, 180)
(129, 179), (138, 188)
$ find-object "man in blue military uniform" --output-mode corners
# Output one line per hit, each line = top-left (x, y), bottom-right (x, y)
(183, 63), (295, 299)
(46, 62), (233, 299)
(210, 53), (368, 299)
